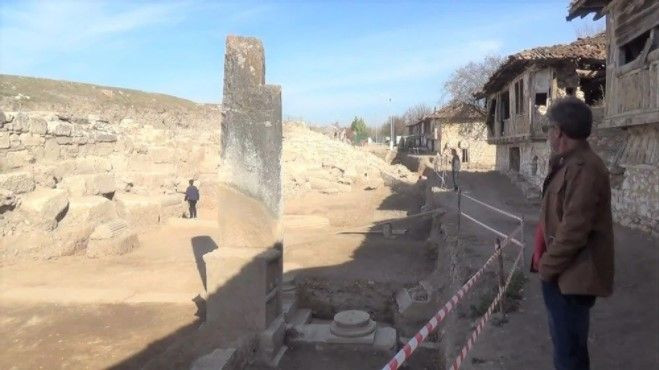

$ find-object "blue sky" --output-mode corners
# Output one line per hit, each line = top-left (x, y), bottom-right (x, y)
(0, 0), (603, 126)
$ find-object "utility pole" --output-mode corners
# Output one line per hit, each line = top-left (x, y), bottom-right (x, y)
(388, 98), (393, 150)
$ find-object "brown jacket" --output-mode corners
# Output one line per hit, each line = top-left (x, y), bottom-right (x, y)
(539, 142), (614, 297)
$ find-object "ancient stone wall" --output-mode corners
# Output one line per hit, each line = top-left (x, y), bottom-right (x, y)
(0, 110), (220, 259)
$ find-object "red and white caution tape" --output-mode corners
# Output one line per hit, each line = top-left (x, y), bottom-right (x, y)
(449, 247), (525, 370)
(381, 226), (522, 370)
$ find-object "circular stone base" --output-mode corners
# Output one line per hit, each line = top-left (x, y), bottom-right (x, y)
(330, 310), (376, 338)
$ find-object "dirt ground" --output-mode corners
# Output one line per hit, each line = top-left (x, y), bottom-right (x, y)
(0, 181), (431, 369)
(2, 170), (656, 369)
(429, 171), (659, 370)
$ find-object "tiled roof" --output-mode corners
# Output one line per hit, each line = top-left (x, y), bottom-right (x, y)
(480, 34), (606, 95)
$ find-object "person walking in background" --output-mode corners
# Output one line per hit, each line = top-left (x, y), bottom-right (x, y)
(451, 148), (461, 191)
(184, 179), (200, 219)
(537, 97), (614, 370)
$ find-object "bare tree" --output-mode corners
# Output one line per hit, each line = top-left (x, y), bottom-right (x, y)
(381, 115), (407, 137)
(443, 55), (504, 107)
(403, 103), (433, 126)
(574, 22), (605, 38)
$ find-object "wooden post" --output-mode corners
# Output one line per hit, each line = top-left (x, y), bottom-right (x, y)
(495, 238), (506, 321)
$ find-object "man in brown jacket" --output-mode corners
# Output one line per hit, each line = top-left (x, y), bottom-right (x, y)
(539, 97), (614, 370)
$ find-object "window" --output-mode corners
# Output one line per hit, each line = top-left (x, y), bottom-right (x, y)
(531, 156), (538, 176)
(486, 98), (496, 135)
(620, 30), (651, 65)
(462, 148), (470, 163)
(509, 147), (520, 172)
(501, 91), (510, 120)
(514, 80), (524, 114)
(535, 93), (548, 106)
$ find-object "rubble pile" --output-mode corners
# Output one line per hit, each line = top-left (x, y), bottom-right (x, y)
(283, 123), (415, 196)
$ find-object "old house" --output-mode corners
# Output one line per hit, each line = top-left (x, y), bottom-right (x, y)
(406, 114), (439, 152)
(568, 0), (658, 234)
(478, 35), (607, 191)
(432, 102), (496, 170)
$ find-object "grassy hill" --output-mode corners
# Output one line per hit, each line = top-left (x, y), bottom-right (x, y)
(0, 74), (220, 128)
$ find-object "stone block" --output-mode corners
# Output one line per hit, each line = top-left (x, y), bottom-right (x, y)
(257, 316), (287, 367)
(20, 188), (69, 230)
(191, 348), (238, 370)
(1, 189), (17, 213)
(0, 171), (35, 194)
(221, 35), (282, 218)
(28, 117), (48, 135)
(56, 136), (73, 145)
(89, 219), (129, 240)
(203, 247), (282, 331)
(54, 158), (112, 177)
(4, 150), (34, 169)
(20, 133), (45, 147)
(159, 194), (186, 219)
(95, 132), (117, 143)
(59, 196), (117, 227)
(47, 121), (73, 136)
(43, 139), (61, 159)
(59, 173), (115, 196)
(6, 114), (29, 132)
(0, 132), (9, 149)
(86, 231), (140, 258)
(148, 146), (175, 164)
(115, 193), (161, 229)
(93, 142), (115, 156)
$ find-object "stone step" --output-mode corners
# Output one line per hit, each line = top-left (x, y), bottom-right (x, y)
(59, 196), (117, 227)
(0, 171), (35, 194)
(87, 228), (140, 258)
(191, 348), (238, 370)
(59, 173), (115, 197)
(287, 308), (312, 328)
(90, 219), (129, 240)
(19, 188), (69, 230)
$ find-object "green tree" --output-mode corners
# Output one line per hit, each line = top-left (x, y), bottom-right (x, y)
(350, 116), (368, 143)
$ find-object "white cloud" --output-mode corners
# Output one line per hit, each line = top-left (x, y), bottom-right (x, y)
(0, 1), (191, 72)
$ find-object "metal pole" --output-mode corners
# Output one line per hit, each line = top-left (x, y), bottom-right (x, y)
(388, 98), (393, 150)
(457, 189), (462, 239)
(495, 238), (506, 321)
(521, 217), (526, 272)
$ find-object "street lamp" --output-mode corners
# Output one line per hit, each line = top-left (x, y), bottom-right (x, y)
(388, 98), (393, 150)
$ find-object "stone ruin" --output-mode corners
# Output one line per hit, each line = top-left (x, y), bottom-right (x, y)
(201, 35), (287, 367)
(192, 35), (402, 370)
(0, 101), (220, 259)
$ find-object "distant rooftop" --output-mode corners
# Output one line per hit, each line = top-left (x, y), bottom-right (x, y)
(409, 102), (485, 126)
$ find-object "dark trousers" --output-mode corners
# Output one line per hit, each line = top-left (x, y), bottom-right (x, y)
(542, 281), (596, 370)
(188, 200), (197, 218)
(452, 170), (459, 190)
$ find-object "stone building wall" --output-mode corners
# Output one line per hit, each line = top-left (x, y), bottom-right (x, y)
(0, 110), (220, 260)
(600, 125), (658, 235)
(440, 122), (496, 170)
(494, 141), (549, 196)
(493, 125), (657, 235)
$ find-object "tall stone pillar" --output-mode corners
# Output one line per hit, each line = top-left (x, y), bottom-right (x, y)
(203, 36), (285, 366)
